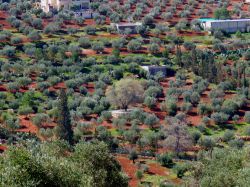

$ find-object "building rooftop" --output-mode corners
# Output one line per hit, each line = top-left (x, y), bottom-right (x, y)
(200, 18), (250, 23)
(141, 65), (167, 68)
(116, 22), (142, 27)
(199, 18), (217, 22)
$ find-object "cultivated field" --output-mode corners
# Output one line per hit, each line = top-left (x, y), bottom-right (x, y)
(0, 0), (250, 186)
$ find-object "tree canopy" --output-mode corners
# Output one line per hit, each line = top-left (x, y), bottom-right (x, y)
(106, 78), (144, 111)
(0, 140), (128, 187)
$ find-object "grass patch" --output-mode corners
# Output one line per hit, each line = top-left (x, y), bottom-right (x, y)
(143, 174), (167, 186)
(109, 128), (120, 136)
(143, 170), (178, 186)
(233, 123), (250, 136)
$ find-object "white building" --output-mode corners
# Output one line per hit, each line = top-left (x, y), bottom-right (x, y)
(41, 0), (70, 13)
(141, 66), (167, 77)
(40, 0), (92, 18)
(200, 19), (250, 33)
(112, 22), (142, 34)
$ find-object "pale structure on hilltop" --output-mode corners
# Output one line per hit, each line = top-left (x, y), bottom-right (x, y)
(40, 0), (92, 18)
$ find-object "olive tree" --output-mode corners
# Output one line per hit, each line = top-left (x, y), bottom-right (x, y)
(106, 78), (144, 111)
(148, 43), (160, 54)
(163, 117), (193, 156)
(1, 46), (16, 57)
(245, 111), (250, 123)
(211, 112), (229, 125)
(91, 41), (104, 54)
(32, 113), (50, 128)
(79, 37), (91, 48)
(28, 30), (41, 41)
(127, 39), (142, 52)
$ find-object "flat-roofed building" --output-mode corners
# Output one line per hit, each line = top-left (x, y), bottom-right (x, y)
(40, 0), (92, 18)
(141, 65), (167, 77)
(200, 19), (250, 33)
(41, 0), (71, 13)
(112, 22), (142, 34)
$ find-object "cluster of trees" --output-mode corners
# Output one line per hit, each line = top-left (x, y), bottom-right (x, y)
(188, 147), (250, 186)
(2, 0), (249, 40)
(0, 140), (128, 187)
(160, 72), (249, 127)
(106, 78), (144, 111)
(88, 0), (249, 26)
(0, 1), (250, 186)
(169, 36), (249, 88)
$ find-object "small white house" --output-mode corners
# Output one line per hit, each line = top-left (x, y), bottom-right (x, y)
(40, 0), (93, 18)
(110, 109), (133, 118)
(141, 66), (167, 77)
(200, 19), (250, 33)
(41, 0), (71, 13)
(112, 22), (142, 34)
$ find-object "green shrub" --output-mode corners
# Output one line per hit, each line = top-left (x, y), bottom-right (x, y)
(222, 130), (235, 142)
(244, 111), (250, 123)
(157, 153), (174, 168)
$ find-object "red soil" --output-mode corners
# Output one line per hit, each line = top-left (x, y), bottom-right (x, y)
(144, 104), (166, 121)
(81, 49), (96, 56)
(19, 88), (28, 93)
(62, 21), (81, 29)
(42, 122), (57, 129)
(54, 82), (66, 89)
(48, 86), (57, 92)
(148, 162), (169, 176)
(18, 115), (57, 134)
(48, 82), (66, 92)
(83, 19), (96, 26)
(186, 113), (202, 126)
(100, 121), (113, 129)
(239, 136), (250, 141)
(29, 82), (37, 89)
(88, 33), (119, 39)
(0, 145), (7, 151)
(0, 11), (12, 29)
(82, 47), (132, 56)
(0, 85), (7, 92)
(82, 82), (95, 93)
(224, 91), (236, 100)
(200, 90), (210, 103)
(18, 115), (38, 134)
(116, 156), (138, 187)
(177, 31), (206, 37)
(139, 124), (150, 130)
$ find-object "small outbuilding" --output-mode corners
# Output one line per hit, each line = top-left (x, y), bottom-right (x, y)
(141, 65), (167, 77)
(112, 22), (142, 34)
(40, 0), (93, 18)
(110, 109), (133, 118)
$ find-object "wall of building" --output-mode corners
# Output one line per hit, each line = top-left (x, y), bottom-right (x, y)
(141, 66), (167, 77)
(40, 0), (91, 17)
(115, 23), (142, 34)
(202, 19), (250, 33)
